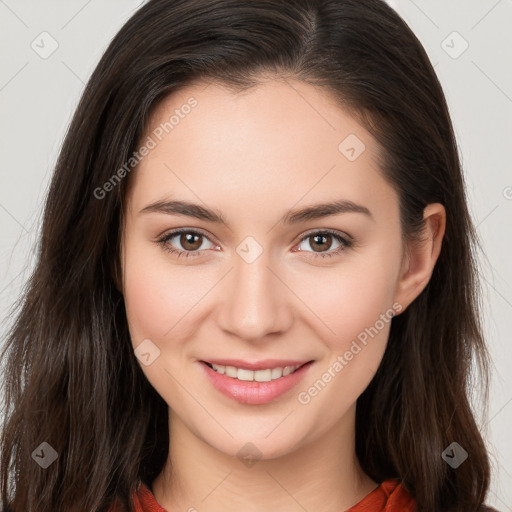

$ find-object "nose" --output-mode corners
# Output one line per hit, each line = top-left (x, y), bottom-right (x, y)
(216, 248), (293, 342)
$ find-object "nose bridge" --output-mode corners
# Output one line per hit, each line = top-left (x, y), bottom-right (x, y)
(218, 236), (290, 340)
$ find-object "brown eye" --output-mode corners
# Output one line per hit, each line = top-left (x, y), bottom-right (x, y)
(157, 229), (216, 258)
(295, 230), (352, 258)
(309, 233), (333, 252)
(179, 232), (203, 251)
(157, 228), (352, 260)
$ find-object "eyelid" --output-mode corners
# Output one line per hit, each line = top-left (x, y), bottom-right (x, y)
(156, 227), (220, 253)
(294, 227), (353, 244)
(157, 227), (219, 246)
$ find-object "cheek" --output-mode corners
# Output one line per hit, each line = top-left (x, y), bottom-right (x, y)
(121, 243), (204, 403)
(289, 245), (401, 406)
(123, 264), (169, 345)
(295, 267), (395, 421)
(292, 254), (399, 344)
(122, 241), (195, 345)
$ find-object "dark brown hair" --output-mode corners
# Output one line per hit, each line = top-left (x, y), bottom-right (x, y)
(0, 0), (494, 510)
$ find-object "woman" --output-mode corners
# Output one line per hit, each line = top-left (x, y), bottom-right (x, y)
(0, 0), (500, 511)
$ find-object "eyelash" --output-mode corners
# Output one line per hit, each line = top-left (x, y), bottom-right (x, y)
(156, 228), (353, 260)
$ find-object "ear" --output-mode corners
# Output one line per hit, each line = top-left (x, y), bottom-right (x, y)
(393, 203), (446, 314)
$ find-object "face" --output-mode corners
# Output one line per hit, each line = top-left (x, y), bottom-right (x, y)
(120, 78), (409, 459)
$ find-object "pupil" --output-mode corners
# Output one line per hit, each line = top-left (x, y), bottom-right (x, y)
(182, 233), (201, 250)
(312, 234), (331, 252)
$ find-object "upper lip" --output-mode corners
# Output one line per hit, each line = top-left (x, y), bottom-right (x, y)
(200, 358), (313, 371)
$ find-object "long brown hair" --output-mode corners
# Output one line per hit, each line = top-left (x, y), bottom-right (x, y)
(0, 0), (493, 510)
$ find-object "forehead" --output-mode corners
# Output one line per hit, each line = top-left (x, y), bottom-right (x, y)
(146, 78), (368, 157)
(126, 79), (396, 223)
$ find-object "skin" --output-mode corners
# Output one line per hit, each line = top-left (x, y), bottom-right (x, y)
(120, 78), (445, 512)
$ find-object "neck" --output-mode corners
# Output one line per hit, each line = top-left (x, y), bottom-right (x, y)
(152, 404), (378, 512)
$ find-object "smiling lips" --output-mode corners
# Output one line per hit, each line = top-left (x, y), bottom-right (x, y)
(200, 358), (314, 404)
(202, 358), (312, 380)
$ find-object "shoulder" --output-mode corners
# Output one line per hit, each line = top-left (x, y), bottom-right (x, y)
(107, 480), (167, 512)
(377, 480), (501, 512)
(346, 478), (416, 511)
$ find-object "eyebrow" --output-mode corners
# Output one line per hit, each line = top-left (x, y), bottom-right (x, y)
(139, 198), (373, 227)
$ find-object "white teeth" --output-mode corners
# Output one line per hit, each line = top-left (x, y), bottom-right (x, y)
(271, 367), (282, 379)
(214, 364), (225, 375)
(225, 365), (237, 378)
(210, 363), (302, 382)
(254, 369), (272, 382)
(237, 368), (254, 381)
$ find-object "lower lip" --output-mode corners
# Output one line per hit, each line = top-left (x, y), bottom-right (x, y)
(200, 361), (314, 405)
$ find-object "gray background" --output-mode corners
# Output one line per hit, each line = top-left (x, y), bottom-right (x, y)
(0, 0), (511, 508)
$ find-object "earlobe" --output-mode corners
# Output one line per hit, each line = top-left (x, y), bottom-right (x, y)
(394, 203), (446, 313)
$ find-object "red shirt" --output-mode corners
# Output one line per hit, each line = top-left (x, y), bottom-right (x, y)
(110, 478), (417, 511)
